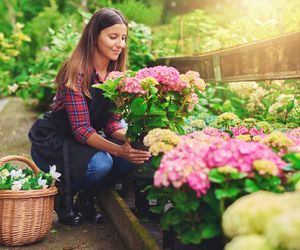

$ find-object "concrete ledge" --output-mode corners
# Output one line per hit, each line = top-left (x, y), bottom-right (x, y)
(98, 190), (161, 250)
(0, 98), (9, 113)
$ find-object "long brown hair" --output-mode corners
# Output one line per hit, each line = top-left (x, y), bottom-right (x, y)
(55, 8), (128, 97)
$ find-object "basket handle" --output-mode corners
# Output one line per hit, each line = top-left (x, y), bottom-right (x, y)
(0, 155), (40, 175)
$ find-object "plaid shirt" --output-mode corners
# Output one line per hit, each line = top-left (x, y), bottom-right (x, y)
(51, 71), (122, 144)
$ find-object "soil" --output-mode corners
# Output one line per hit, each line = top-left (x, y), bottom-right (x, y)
(0, 97), (128, 250)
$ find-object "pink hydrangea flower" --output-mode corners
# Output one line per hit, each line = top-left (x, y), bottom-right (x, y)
(154, 139), (210, 197)
(203, 127), (231, 140)
(119, 77), (146, 94)
(106, 71), (125, 81)
(205, 139), (286, 173)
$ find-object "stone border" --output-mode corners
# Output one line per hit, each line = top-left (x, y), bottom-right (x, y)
(0, 98), (9, 113)
(98, 190), (161, 250)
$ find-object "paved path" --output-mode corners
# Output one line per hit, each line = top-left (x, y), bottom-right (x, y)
(0, 97), (127, 250)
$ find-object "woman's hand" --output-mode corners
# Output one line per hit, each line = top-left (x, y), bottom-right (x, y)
(119, 140), (151, 164)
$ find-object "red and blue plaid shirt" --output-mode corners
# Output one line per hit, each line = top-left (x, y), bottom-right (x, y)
(51, 70), (123, 144)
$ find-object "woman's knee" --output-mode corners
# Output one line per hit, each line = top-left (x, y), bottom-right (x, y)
(113, 157), (133, 176)
(87, 152), (113, 175)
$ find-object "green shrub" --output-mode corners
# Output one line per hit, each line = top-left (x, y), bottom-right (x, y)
(128, 21), (154, 71)
(15, 24), (80, 110)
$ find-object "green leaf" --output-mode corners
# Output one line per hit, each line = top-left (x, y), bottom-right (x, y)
(215, 188), (240, 199)
(208, 169), (225, 183)
(175, 124), (185, 135)
(151, 156), (162, 169)
(286, 99), (295, 113)
(149, 103), (166, 115)
(146, 116), (167, 128)
(201, 223), (221, 239)
(244, 179), (260, 193)
(181, 228), (203, 244)
(230, 172), (247, 180)
(160, 209), (181, 230)
(168, 103), (179, 112)
(92, 79), (119, 100)
(276, 105), (286, 113)
(283, 153), (300, 170)
(130, 98), (148, 116)
(150, 204), (164, 214)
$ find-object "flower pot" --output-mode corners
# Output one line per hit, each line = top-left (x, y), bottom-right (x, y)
(174, 237), (224, 250)
(113, 175), (129, 198)
(132, 175), (160, 221)
(130, 140), (154, 178)
(163, 230), (224, 250)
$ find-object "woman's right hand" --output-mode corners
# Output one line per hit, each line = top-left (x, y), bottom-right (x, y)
(119, 140), (151, 164)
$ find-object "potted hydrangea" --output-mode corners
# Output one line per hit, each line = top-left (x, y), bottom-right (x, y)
(145, 128), (300, 249)
(93, 66), (205, 219)
(93, 65), (206, 142)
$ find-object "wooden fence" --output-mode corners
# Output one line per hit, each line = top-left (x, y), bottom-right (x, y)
(151, 31), (300, 83)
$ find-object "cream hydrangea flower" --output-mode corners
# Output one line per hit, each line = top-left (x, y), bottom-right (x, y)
(222, 191), (300, 238)
(218, 165), (238, 174)
(225, 235), (274, 250)
(253, 160), (279, 176)
(265, 209), (300, 250)
(143, 129), (181, 156)
(262, 131), (295, 151)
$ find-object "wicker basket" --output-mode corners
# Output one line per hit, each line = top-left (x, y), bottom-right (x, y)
(0, 155), (57, 246)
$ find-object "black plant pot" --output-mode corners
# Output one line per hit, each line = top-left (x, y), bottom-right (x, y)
(163, 230), (224, 250)
(130, 140), (160, 221)
(113, 175), (130, 198)
(132, 175), (160, 221)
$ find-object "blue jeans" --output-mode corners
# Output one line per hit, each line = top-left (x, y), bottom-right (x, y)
(31, 146), (132, 195)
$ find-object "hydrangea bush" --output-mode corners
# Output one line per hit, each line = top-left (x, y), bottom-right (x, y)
(223, 191), (300, 250)
(145, 126), (300, 245)
(93, 66), (205, 141)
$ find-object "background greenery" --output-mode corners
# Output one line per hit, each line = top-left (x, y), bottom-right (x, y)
(0, 0), (299, 118)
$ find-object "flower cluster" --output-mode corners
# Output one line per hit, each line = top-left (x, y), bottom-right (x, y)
(205, 139), (285, 173)
(256, 121), (273, 134)
(223, 191), (300, 250)
(0, 163), (61, 191)
(154, 139), (210, 196)
(183, 130), (225, 145)
(269, 94), (300, 116)
(211, 112), (241, 130)
(154, 135), (286, 197)
(227, 82), (268, 112)
(262, 131), (295, 154)
(96, 66), (206, 140)
(143, 128), (181, 156)
(202, 127), (231, 140)
(230, 126), (265, 142)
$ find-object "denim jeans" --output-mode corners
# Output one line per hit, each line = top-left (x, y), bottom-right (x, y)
(31, 145), (132, 195)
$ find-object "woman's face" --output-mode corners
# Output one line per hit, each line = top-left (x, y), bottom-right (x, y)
(96, 23), (127, 62)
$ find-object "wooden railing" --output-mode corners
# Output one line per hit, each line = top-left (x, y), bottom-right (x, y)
(151, 31), (300, 83)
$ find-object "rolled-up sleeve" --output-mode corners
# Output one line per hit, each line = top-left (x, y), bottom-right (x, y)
(104, 113), (124, 136)
(63, 83), (96, 144)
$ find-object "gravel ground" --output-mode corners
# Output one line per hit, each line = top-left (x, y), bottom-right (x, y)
(0, 97), (128, 250)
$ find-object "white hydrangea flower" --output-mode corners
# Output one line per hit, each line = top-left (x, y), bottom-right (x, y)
(0, 169), (10, 177)
(10, 169), (25, 179)
(11, 180), (23, 191)
(49, 165), (61, 181)
(38, 177), (48, 189)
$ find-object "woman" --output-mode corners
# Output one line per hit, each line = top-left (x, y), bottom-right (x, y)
(29, 8), (150, 226)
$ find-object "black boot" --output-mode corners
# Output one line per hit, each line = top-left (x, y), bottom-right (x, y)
(54, 190), (83, 226)
(74, 191), (104, 224)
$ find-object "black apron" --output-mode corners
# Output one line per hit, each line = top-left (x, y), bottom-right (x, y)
(28, 75), (113, 210)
